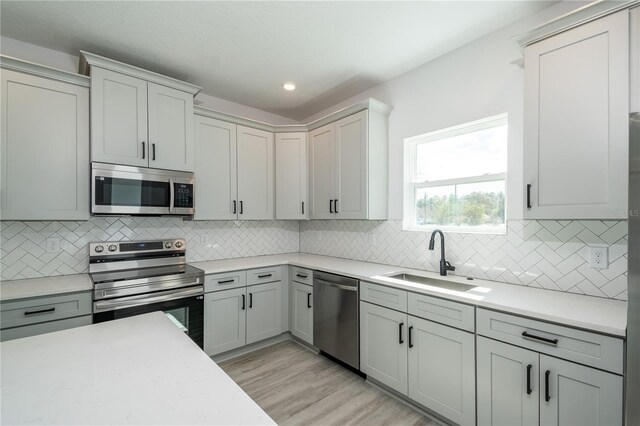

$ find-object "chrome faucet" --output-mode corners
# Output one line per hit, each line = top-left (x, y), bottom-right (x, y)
(429, 229), (456, 276)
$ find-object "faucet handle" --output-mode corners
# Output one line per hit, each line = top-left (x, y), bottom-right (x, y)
(444, 261), (456, 272)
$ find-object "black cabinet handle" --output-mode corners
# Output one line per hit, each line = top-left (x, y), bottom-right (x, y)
(152, 143), (156, 161)
(329, 199), (334, 213)
(142, 141), (146, 159)
(307, 293), (312, 308)
(258, 274), (272, 278)
(233, 200), (237, 214)
(296, 274), (308, 279)
(241, 294), (245, 310)
(545, 370), (551, 402)
(302, 201), (305, 215)
(249, 293), (253, 308)
(218, 279), (235, 284)
(408, 325), (414, 348)
(240, 201), (243, 215)
(526, 364), (532, 395)
(399, 322), (404, 344)
(334, 199), (339, 213)
(526, 184), (532, 209)
(24, 307), (55, 316)
(522, 331), (558, 345)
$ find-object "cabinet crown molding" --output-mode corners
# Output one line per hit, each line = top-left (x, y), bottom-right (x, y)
(194, 97), (393, 133)
(0, 55), (90, 87)
(79, 51), (201, 96)
(512, 0), (639, 50)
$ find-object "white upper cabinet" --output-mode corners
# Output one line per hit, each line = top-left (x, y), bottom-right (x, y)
(523, 10), (629, 219)
(81, 51), (200, 172)
(194, 116), (237, 220)
(275, 132), (308, 220)
(237, 125), (275, 220)
(309, 105), (389, 220)
(1, 66), (89, 220)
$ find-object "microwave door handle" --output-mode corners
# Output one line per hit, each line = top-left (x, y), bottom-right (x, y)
(169, 178), (175, 213)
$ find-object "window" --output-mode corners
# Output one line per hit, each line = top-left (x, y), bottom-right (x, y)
(403, 114), (507, 234)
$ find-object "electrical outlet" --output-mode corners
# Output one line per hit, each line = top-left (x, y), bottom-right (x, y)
(200, 234), (209, 246)
(589, 246), (609, 269)
(368, 233), (377, 246)
(46, 238), (60, 253)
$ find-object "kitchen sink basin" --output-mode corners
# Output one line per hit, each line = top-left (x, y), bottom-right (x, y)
(386, 273), (476, 292)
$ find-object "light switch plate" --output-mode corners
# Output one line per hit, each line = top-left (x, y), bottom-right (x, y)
(589, 246), (609, 269)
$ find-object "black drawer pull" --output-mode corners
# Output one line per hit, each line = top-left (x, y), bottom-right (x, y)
(399, 322), (404, 344)
(249, 293), (253, 308)
(545, 370), (551, 402)
(526, 364), (532, 395)
(307, 293), (312, 308)
(218, 279), (235, 284)
(334, 199), (339, 213)
(296, 274), (308, 279)
(152, 143), (156, 161)
(258, 274), (272, 278)
(142, 141), (146, 159)
(239, 200), (243, 215)
(233, 200), (237, 214)
(241, 294), (245, 310)
(408, 325), (414, 348)
(522, 331), (558, 345)
(302, 201), (305, 215)
(329, 199), (334, 213)
(24, 307), (55, 316)
(526, 184), (532, 209)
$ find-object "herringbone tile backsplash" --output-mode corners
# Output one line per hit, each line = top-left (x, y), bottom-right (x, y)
(0, 218), (299, 281)
(0, 218), (628, 301)
(299, 220), (629, 301)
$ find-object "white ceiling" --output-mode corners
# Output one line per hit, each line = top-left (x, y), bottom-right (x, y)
(0, 1), (555, 121)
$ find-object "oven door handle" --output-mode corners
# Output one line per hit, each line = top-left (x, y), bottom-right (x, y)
(169, 178), (175, 213)
(94, 286), (203, 312)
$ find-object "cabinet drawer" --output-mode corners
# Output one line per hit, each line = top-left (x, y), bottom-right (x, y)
(477, 308), (623, 374)
(408, 292), (474, 332)
(360, 282), (407, 312)
(205, 271), (247, 292)
(0, 291), (91, 329)
(0, 315), (92, 342)
(291, 266), (313, 286)
(247, 266), (282, 286)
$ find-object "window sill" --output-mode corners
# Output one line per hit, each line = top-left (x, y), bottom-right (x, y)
(402, 223), (507, 235)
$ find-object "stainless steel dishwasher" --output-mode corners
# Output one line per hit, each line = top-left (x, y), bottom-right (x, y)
(313, 271), (359, 370)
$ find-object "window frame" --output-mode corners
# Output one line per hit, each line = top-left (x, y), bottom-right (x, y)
(403, 113), (508, 234)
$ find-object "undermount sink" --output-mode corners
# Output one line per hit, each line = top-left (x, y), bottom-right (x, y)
(386, 273), (476, 292)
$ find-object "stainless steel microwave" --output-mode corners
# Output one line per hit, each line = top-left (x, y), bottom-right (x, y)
(91, 163), (195, 216)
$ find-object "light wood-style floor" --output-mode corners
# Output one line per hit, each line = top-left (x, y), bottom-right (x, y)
(219, 341), (438, 426)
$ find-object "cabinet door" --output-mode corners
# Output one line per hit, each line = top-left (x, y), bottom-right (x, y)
(275, 132), (308, 219)
(194, 116), (238, 220)
(291, 282), (313, 345)
(477, 336), (539, 426)
(246, 281), (281, 344)
(334, 110), (367, 219)
(408, 315), (475, 425)
(90, 67), (148, 167)
(309, 123), (335, 219)
(147, 82), (194, 172)
(360, 301), (408, 395)
(204, 288), (246, 356)
(539, 355), (623, 426)
(523, 11), (629, 219)
(237, 125), (274, 220)
(1, 70), (89, 220)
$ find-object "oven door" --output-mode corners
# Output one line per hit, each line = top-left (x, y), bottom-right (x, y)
(93, 286), (204, 348)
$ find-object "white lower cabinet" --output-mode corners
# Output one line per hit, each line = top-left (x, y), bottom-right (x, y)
(204, 287), (246, 356)
(246, 282), (282, 345)
(408, 315), (475, 425)
(291, 282), (313, 345)
(360, 301), (408, 394)
(477, 336), (623, 426)
(477, 336), (539, 426)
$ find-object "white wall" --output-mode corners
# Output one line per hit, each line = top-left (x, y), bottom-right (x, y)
(0, 36), (299, 125)
(302, 1), (589, 221)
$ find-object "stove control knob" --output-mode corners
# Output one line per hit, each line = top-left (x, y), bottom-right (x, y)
(108, 244), (117, 252)
(175, 241), (184, 249)
(94, 245), (104, 253)
(164, 241), (172, 249)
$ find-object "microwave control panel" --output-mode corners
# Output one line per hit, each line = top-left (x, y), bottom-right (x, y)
(174, 183), (194, 208)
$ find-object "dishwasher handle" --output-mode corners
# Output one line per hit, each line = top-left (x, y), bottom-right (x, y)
(314, 278), (358, 292)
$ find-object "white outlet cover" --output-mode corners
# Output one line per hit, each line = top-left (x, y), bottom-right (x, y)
(46, 238), (60, 253)
(589, 246), (609, 269)
(369, 233), (377, 246)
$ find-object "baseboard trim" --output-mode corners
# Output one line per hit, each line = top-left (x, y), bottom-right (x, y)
(212, 332), (292, 363)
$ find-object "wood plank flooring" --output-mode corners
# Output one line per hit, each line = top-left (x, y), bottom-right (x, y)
(219, 340), (438, 426)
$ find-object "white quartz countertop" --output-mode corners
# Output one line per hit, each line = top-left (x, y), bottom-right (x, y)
(0, 312), (275, 426)
(191, 253), (627, 337)
(0, 274), (92, 302)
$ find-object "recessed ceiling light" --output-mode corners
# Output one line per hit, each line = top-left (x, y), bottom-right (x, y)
(283, 82), (296, 91)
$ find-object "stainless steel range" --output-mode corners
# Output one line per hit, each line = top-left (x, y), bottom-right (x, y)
(89, 238), (204, 348)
